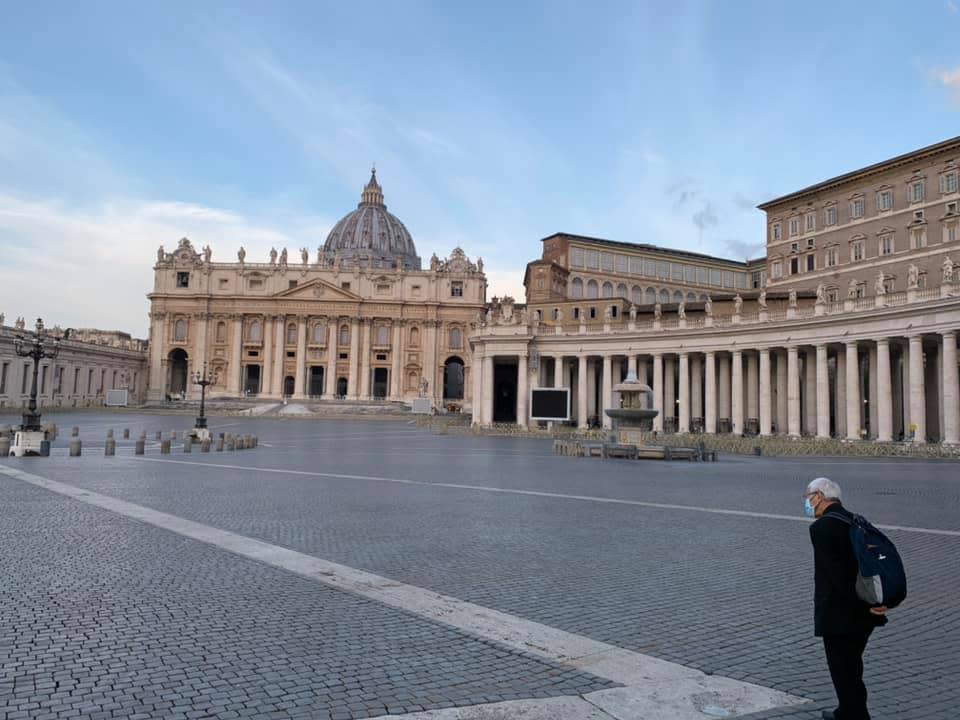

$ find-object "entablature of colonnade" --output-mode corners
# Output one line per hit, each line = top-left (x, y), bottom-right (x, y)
(471, 294), (960, 354)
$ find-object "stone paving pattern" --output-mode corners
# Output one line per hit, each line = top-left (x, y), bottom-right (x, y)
(0, 475), (614, 720)
(2, 412), (959, 719)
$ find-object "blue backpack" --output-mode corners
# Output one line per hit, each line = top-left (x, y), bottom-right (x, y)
(826, 511), (907, 609)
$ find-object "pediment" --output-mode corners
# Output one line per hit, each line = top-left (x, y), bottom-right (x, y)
(273, 278), (362, 301)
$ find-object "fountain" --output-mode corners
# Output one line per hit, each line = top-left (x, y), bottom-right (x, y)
(604, 369), (658, 444)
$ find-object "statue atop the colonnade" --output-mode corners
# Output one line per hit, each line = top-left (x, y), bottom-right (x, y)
(758, 290), (767, 309)
(677, 300), (686, 319)
(269, 247), (278, 265)
(875, 271), (886, 296)
(943, 256), (954, 284)
(704, 296), (713, 316)
(907, 264), (919, 290)
(238, 246), (246, 263)
(629, 304), (637, 322)
(788, 289), (797, 308)
(816, 283), (826, 304)
(654, 302), (662, 319)
(733, 294), (743, 314)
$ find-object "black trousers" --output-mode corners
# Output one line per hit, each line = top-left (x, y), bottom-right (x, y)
(823, 629), (873, 720)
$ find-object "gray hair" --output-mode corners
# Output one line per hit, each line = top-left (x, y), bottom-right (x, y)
(806, 477), (842, 500)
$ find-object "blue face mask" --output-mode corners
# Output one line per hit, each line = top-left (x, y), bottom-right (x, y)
(804, 497), (816, 517)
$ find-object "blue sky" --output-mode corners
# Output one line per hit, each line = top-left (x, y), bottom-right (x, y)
(1, 1), (959, 336)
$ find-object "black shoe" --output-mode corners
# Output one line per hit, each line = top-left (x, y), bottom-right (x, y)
(821, 711), (836, 720)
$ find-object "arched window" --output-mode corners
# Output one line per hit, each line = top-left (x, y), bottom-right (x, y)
(672, 290), (684, 303)
(248, 320), (262, 342)
(215, 321), (226, 342)
(570, 277), (584, 299)
(645, 288), (657, 304)
(586, 280), (599, 299)
(377, 325), (389, 345)
(286, 323), (297, 345)
(686, 292), (696, 302)
(552, 308), (560, 320)
(339, 325), (350, 345)
(313, 324), (326, 344)
(535, 309), (543, 321)
(602, 281), (614, 298)
(700, 294), (708, 302)
(449, 327), (462, 349)
(174, 319), (187, 341)
(632, 286), (643, 304)
(659, 289), (670, 304)
(617, 283), (628, 298)
(409, 326), (420, 346)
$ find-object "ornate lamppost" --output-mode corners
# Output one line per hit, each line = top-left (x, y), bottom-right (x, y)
(14, 318), (61, 432)
(191, 360), (217, 439)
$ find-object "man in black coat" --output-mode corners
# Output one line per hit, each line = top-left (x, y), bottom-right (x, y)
(805, 477), (888, 720)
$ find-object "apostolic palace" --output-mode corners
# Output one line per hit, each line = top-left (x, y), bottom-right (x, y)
(3, 137), (960, 445)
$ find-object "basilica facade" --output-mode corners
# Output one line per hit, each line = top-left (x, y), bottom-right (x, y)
(146, 171), (487, 407)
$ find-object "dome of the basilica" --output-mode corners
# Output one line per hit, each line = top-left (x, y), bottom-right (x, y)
(321, 169), (421, 270)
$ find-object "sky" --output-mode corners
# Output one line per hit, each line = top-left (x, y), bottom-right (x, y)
(1, 1), (959, 337)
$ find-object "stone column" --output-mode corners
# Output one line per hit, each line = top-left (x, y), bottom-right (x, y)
(482, 354), (494, 425)
(746, 352), (759, 421)
(229, 315), (243, 395)
(775, 350), (787, 435)
(359, 320), (372, 400)
(262, 316), (274, 396)
(731, 350), (743, 435)
(601, 354), (613, 429)
(804, 349), (817, 435)
(664, 356), (675, 431)
(627, 354), (637, 377)
(678, 352), (690, 433)
(348, 318), (360, 398)
(909, 335), (926, 443)
(424, 321), (438, 405)
(517, 353), (529, 428)
(293, 316), (307, 399)
(691, 354), (702, 423)
(326, 318), (339, 398)
(586, 358), (597, 419)
(577, 355), (589, 429)
(147, 313), (165, 400)
(846, 341), (861, 440)
(704, 351), (717, 434)
(876, 338), (893, 442)
(471, 349), (483, 425)
(554, 355), (565, 388)
(718, 354), (731, 430)
(868, 345), (879, 439)
(391, 323), (403, 400)
(942, 331), (959, 445)
(787, 346), (800, 438)
(816, 344), (830, 439)
(653, 353), (664, 432)
(759, 348), (771, 436)
(835, 348), (847, 439)
(273, 316), (285, 397)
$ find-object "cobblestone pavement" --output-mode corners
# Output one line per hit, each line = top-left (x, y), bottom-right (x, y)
(2, 412), (959, 719)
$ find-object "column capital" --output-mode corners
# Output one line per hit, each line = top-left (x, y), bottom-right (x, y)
(942, 329), (957, 340)
(876, 337), (890, 347)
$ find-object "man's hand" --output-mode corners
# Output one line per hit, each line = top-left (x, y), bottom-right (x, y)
(869, 606), (888, 616)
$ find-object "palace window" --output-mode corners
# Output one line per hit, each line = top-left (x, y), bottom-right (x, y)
(176, 272), (190, 288)
(219, 278), (229, 289)
(850, 239), (864, 262)
(789, 217), (800, 236)
(806, 254), (815, 271)
(877, 189), (894, 212)
(617, 283), (628, 298)
(601, 253), (614, 271)
(248, 321), (262, 342)
(585, 250), (600, 269)
(771, 223), (781, 241)
(850, 197), (865, 219)
(883, 276), (896, 294)
(340, 325), (351, 345)
(910, 179), (925, 203)
(72, 367), (79, 394)
(945, 220), (959, 244)
(589, 307), (598, 319)
(570, 247), (585, 267)
(824, 205), (837, 226)
(804, 212), (816, 232)
(826, 288), (840, 303)
(248, 278), (264, 290)
(287, 324), (297, 345)
(879, 233), (894, 256)
(341, 282), (351, 291)
(312, 324), (326, 344)
(910, 228), (927, 249)
(790, 258), (799, 275)
(918, 272), (928, 289)
(288, 280), (298, 289)
(632, 285), (643, 303)
(376, 326), (389, 345)
(615, 254), (628, 273)
(87, 369), (93, 394)
(573, 307), (580, 320)
(586, 279), (599, 298)
(449, 328), (462, 349)
(602, 281), (613, 298)
(826, 247), (839, 267)
(408, 326), (419, 346)
(941, 171), (959, 195)
(629, 257), (643, 274)
(0, 362), (7, 394)
(174, 319), (187, 341)
(451, 281), (463, 297)
(570, 277), (584, 298)
(610, 306), (619, 318)
(216, 321), (226, 342)
(791, 241), (799, 253)
(854, 283), (866, 299)
(376, 283), (390, 294)
(771, 260), (782, 279)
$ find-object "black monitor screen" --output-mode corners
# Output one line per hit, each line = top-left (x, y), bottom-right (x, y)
(530, 389), (569, 420)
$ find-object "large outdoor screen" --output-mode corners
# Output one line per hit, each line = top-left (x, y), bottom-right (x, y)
(530, 388), (570, 421)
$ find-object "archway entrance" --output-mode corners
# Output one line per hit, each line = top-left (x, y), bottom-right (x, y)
(372, 368), (388, 399)
(493, 361), (518, 423)
(443, 357), (465, 400)
(309, 367), (325, 397)
(244, 365), (261, 395)
(337, 377), (348, 398)
(168, 349), (188, 397)
(283, 375), (295, 397)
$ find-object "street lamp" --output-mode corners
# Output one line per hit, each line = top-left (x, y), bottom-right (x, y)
(191, 360), (218, 437)
(13, 318), (61, 432)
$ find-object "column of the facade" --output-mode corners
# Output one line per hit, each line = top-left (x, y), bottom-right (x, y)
(813, 344), (829, 439)
(481, 354), (494, 425)
(348, 318), (360, 398)
(731, 350), (743, 435)
(746, 352), (759, 423)
(229, 314), (243, 395)
(942, 331), (959, 445)
(835, 348), (847, 439)
(718, 354), (731, 431)
(359, 320), (372, 400)
(787, 346), (800, 438)
(775, 350), (787, 434)
(601, 355), (613, 429)
(424, 321), (438, 404)
(846, 341), (861, 440)
(391, 322), (403, 400)
(273, 315), (285, 397)
(262, 316), (274, 396)
(803, 349), (817, 435)
(690, 354), (702, 426)
(652, 353), (664, 432)
(909, 336), (926, 443)
(876, 338), (893, 442)
(678, 353), (690, 433)
(663, 356), (675, 432)
(554, 355), (565, 388)
(868, 345), (879, 439)
(325, 317), (338, 398)
(147, 313), (165, 400)
(471, 349), (483, 425)
(759, 348), (772, 436)
(704, 351), (717, 434)
(293, 316), (307, 399)
(577, 355), (588, 429)
(517, 353), (529, 428)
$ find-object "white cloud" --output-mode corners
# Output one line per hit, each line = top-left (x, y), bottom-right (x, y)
(940, 67), (960, 102)
(948, 0), (958, 14)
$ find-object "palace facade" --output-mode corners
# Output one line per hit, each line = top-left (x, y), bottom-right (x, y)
(470, 137), (960, 444)
(146, 171), (486, 407)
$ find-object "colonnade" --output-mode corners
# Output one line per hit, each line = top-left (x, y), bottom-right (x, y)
(473, 330), (960, 445)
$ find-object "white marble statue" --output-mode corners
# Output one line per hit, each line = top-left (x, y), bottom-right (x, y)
(788, 289), (798, 308)
(943, 256), (954, 284)
(269, 247), (278, 265)
(301, 247), (309, 265)
(875, 271), (887, 296)
(758, 290), (767, 309)
(629, 304), (637, 322)
(157, 245), (165, 263)
(677, 301), (686, 319)
(279, 248), (288, 268)
(654, 303), (662, 319)
(203, 245), (212, 264)
(734, 294), (743, 314)
(238, 246), (246, 263)
(704, 296), (713, 316)
(816, 283), (826, 304)
(907, 264), (919, 290)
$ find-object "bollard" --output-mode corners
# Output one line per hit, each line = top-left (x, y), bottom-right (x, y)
(184, 437), (192, 454)
(106, 429), (114, 439)
(0, 425), (10, 439)
(135, 439), (145, 455)
(247, 434), (254, 449)
(216, 436), (224, 452)
(123, 428), (130, 440)
(72, 426), (80, 437)
(156, 430), (162, 441)
(201, 438), (211, 453)
(171, 430), (177, 440)
(105, 438), (116, 456)
(160, 439), (171, 454)
(0, 436), (10, 456)
(69, 438), (81, 457)
(226, 437), (235, 451)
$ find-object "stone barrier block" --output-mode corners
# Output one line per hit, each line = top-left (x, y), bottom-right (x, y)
(171, 430), (177, 440)
(135, 439), (145, 455)
(160, 439), (171, 454)
(69, 439), (81, 457)
(201, 439), (211, 453)
(216, 437), (224, 452)
(156, 431), (162, 440)
(104, 438), (116, 457)
(106, 429), (114, 439)
(184, 437), (192, 454)
(123, 429), (130, 439)
(0, 437), (10, 456)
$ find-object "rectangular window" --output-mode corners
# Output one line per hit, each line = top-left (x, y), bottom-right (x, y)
(826, 247), (838, 267)
(87, 369), (93, 394)
(73, 368), (79, 394)
(696, 266), (708, 284)
(805, 213), (815, 232)
(643, 259), (656, 277)
(0, 362), (7, 394)
(40, 366), (47, 395)
(791, 242), (799, 252)
(879, 234), (894, 255)
(376, 283), (390, 293)
(672, 264), (684, 281)
(942, 172), (959, 195)
(790, 257), (799, 275)
(722, 271), (734, 287)
(850, 198), (865, 218)
(629, 257), (643, 274)
(176, 272), (190, 288)
(751, 271), (762, 288)
(585, 250), (600, 269)
(341, 282), (351, 290)
(827, 288), (839, 303)
(657, 261), (670, 279)
(911, 228), (927, 249)
(589, 307), (597, 319)
(570, 247), (585, 267)
(451, 281), (463, 297)
(771, 261), (782, 279)
(249, 278), (263, 289)
(789, 218), (800, 236)
(735, 274), (747, 289)
(806, 254), (815, 271)
(288, 280), (298, 289)
(918, 272), (928, 289)
(851, 241), (864, 262)
(877, 190), (893, 211)
(615, 254), (628, 273)
(806, 237), (815, 249)
(948, 201), (958, 214)
(824, 206), (837, 226)
(573, 308), (580, 320)
(947, 223), (958, 244)
(709, 268), (722, 285)
(911, 180), (925, 203)
(218, 278), (229, 289)
(600, 252), (614, 271)
(855, 283), (866, 299)
(56, 368), (63, 394)
(772, 223), (782, 241)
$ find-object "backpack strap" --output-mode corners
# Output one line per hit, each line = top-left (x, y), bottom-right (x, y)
(822, 511), (852, 525)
